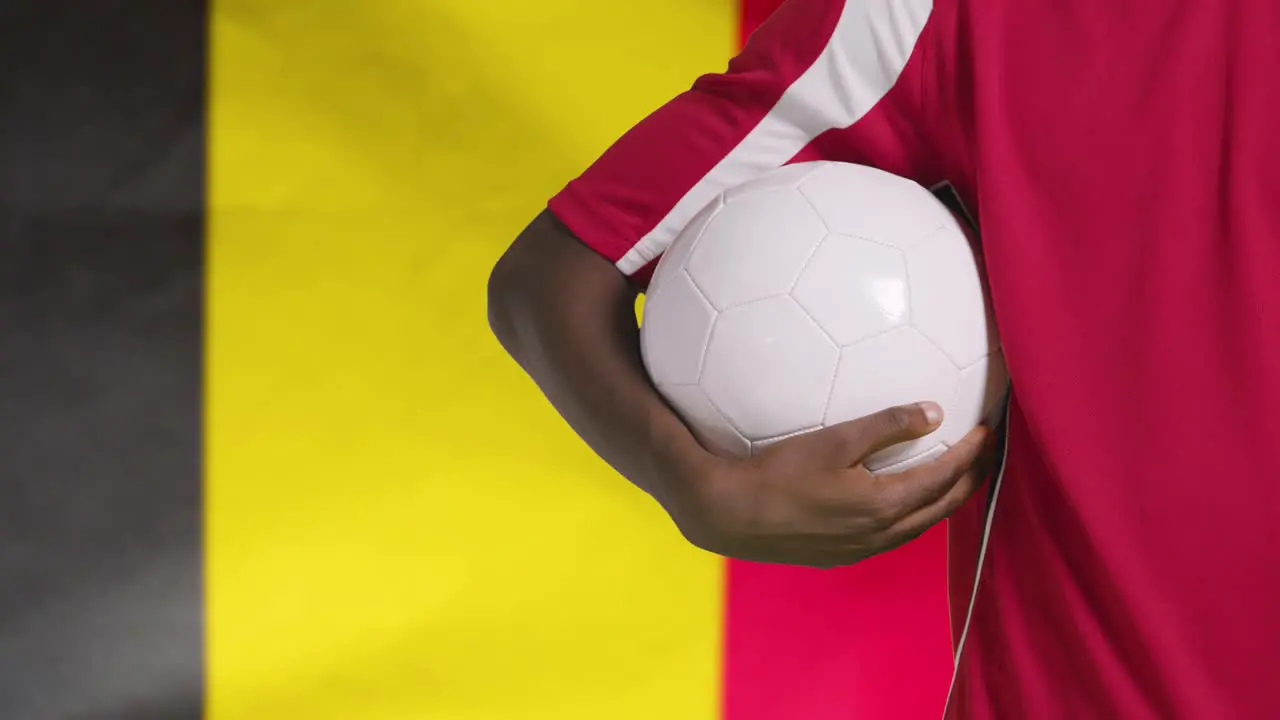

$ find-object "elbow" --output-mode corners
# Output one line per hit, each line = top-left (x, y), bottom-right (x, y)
(487, 210), (626, 361)
(486, 246), (525, 355)
(486, 210), (576, 357)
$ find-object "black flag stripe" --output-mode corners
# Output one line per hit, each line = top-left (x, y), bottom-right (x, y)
(0, 2), (207, 718)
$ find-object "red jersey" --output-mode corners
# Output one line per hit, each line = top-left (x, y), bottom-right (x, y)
(548, 0), (1280, 717)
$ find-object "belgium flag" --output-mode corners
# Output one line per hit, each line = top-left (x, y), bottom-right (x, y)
(1, 1), (953, 718)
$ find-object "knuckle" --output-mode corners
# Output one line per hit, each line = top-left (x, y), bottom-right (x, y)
(887, 406), (915, 430)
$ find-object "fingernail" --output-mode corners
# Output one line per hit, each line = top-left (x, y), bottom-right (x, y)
(920, 402), (944, 426)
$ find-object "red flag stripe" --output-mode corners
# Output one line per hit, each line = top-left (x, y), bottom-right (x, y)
(720, 2), (954, 718)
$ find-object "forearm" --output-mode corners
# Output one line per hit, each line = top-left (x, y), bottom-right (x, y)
(487, 211), (711, 506)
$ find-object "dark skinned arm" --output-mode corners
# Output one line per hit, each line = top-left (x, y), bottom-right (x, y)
(487, 210), (994, 567)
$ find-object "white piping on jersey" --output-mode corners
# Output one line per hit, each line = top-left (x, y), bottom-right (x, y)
(616, 0), (935, 275)
(942, 402), (1013, 719)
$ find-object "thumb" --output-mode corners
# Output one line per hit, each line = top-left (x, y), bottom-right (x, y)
(806, 402), (944, 467)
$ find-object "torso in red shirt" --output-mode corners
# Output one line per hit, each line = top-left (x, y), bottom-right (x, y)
(548, 0), (1280, 716)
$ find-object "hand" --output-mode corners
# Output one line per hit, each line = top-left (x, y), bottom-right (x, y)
(668, 403), (998, 568)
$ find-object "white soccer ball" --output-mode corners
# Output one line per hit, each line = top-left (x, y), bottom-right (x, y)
(640, 162), (1008, 474)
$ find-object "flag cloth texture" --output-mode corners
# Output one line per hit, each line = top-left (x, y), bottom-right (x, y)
(0, 1), (950, 717)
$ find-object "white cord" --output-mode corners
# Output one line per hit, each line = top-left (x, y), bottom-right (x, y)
(941, 400), (1012, 719)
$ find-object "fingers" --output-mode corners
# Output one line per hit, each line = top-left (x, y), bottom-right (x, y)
(870, 425), (994, 524)
(704, 421), (1002, 569)
(803, 402), (946, 466)
(780, 427), (997, 566)
(886, 465), (986, 543)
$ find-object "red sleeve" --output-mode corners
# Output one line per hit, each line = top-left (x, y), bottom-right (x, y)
(548, 0), (941, 286)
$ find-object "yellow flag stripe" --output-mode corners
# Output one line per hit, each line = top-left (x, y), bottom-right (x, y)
(207, 2), (734, 718)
